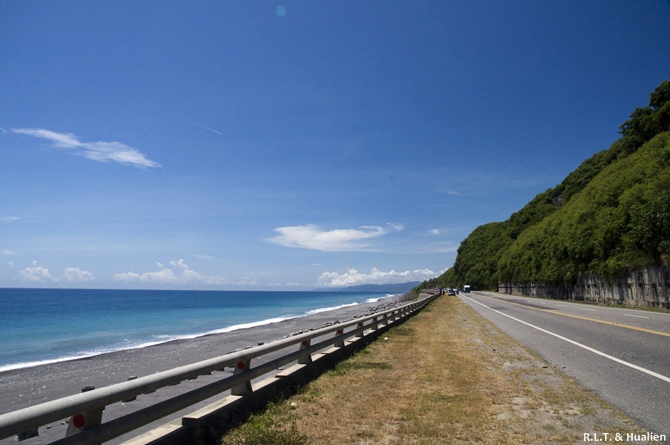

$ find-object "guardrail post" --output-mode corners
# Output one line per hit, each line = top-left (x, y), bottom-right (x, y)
(298, 340), (312, 364)
(334, 328), (345, 347)
(123, 376), (138, 402)
(66, 386), (104, 439)
(231, 360), (253, 396)
(356, 321), (364, 337)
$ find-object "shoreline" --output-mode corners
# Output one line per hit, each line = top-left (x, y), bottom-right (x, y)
(0, 293), (410, 419)
(0, 294), (400, 375)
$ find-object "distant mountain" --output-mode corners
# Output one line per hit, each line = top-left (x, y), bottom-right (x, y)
(325, 282), (421, 293)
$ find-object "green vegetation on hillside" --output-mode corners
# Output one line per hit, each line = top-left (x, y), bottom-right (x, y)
(421, 80), (670, 291)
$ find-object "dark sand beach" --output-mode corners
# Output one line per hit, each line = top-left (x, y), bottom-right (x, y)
(0, 294), (410, 444)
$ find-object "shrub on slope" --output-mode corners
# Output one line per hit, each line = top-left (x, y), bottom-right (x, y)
(497, 132), (670, 285)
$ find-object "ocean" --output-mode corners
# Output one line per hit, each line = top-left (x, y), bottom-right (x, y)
(0, 288), (393, 372)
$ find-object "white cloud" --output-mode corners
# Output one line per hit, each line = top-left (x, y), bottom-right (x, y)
(63, 267), (95, 282)
(113, 271), (142, 281)
(144, 269), (177, 282)
(1, 249), (17, 255)
(170, 259), (188, 269)
(20, 265), (55, 282)
(114, 268), (176, 283)
(114, 259), (225, 286)
(268, 224), (401, 252)
(170, 259), (206, 281)
(429, 229), (440, 235)
(0, 216), (20, 222)
(317, 267), (438, 287)
(284, 282), (304, 287)
(11, 128), (161, 168)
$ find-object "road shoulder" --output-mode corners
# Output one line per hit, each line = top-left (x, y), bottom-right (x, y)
(222, 295), (658, 444)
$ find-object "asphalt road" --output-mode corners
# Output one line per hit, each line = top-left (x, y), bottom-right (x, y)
(460, 291), (670, 441)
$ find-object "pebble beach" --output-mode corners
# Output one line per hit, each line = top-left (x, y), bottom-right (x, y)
(0, 293), (410, 444)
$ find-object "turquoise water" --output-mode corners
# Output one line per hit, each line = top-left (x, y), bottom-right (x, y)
(0, 288), (391, 371)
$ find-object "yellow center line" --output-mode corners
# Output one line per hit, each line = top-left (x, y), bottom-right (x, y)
(477, 294), (670, 338)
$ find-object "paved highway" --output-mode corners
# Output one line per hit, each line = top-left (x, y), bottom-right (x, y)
(460, 291), (670, 440)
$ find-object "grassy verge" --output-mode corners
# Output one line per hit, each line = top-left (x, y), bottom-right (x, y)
(221, 296), (657, 444)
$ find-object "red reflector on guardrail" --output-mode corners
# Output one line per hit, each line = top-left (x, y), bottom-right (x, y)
(72, 414), (86, 429)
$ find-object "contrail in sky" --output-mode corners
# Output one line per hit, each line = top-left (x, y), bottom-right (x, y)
(188, 120), (222, 135)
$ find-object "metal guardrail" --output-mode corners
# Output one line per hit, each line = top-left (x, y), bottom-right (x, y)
(0, 292), (440, 445)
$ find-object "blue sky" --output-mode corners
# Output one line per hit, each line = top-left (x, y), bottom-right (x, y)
(2, 1), (669, 290)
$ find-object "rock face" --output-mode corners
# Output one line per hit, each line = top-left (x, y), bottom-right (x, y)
(498, 266), (670, 309)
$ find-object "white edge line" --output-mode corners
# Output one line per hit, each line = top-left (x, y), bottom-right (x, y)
(623, 314), (650, 319)
(464, 296), (670, 384)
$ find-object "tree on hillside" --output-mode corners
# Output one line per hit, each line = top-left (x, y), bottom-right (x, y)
(619, 80), (670, 151)
(649, 80), (670, 110)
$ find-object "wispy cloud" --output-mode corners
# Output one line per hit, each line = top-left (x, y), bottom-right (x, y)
(0, 216), (20, 223)
(10, 128), (161, 168)
(318, 267), (438, 287)
(267, 224), (401, 252)
(187, 120), (223, 135)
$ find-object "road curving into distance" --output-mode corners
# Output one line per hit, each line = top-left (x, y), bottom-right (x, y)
(460, 291), (670, 441)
